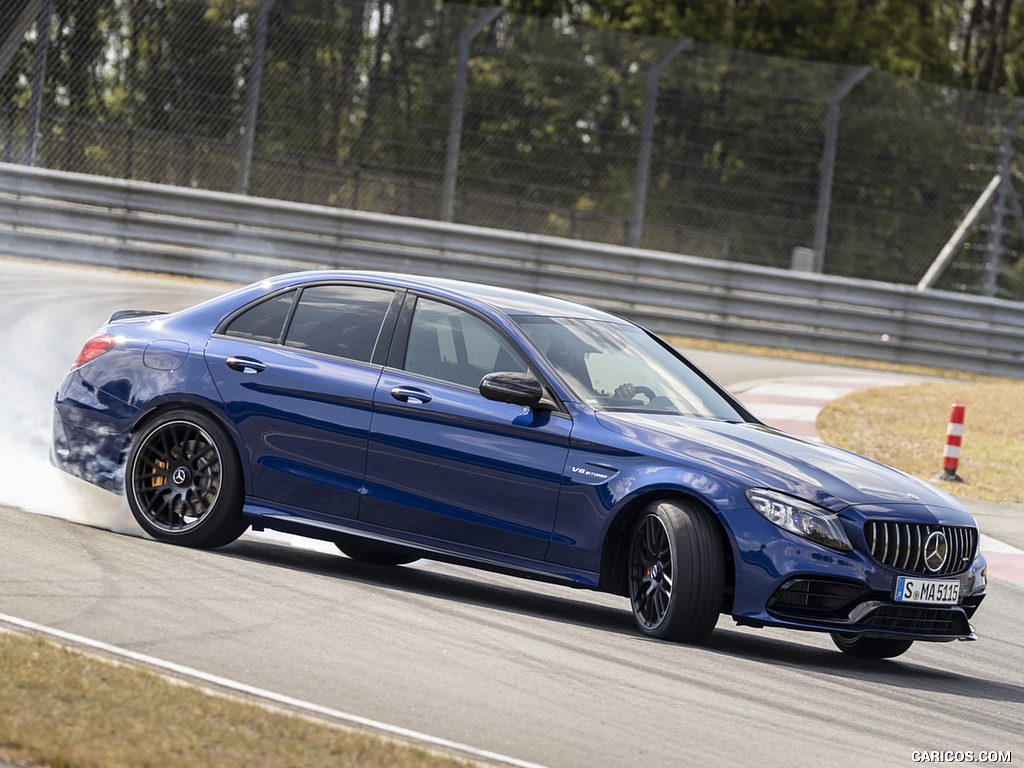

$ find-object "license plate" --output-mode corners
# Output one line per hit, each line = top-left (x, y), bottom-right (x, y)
(894, 577), (960, 605)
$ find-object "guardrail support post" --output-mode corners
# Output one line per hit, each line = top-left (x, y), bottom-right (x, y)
(628, 38), (692, 249)
(235, 0), (273, 196)
(811, 65), (870, 273)
(440, 6), (503, 223)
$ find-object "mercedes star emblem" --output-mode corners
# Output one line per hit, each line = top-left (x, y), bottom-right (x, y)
(923, 531), (949, 573)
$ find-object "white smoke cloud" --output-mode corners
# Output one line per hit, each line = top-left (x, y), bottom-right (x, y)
(0, 259), (336, 554)
(0, 260), (221, 535)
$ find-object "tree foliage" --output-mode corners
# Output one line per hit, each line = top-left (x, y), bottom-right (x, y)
(3, 0), (1022, 295)
(472, 0), (1024, 98)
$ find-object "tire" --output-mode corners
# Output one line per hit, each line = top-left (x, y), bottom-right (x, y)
(830, 632), (914, 659)
(335, 536), (419, 566)
(125, 410), (247, 549)
(628, 499), (724, 643)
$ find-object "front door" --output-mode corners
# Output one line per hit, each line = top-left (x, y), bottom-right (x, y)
(361, 296), (571, 560)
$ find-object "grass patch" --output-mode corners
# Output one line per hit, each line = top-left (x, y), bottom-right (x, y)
(817, 379), (1024, 504)
(0, 632), (471, 768)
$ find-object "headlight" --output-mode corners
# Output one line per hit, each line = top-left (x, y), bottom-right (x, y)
(745, 488), (852, 552)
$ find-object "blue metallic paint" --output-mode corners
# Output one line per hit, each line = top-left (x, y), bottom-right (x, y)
(205, 336), (381, 519)
(362, 370), (571, 560)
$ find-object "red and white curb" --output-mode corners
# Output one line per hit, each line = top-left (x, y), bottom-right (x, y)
(732, 375), (1024, 588)
(732, 374), (917, 440)
(979, 536), (1024, 586)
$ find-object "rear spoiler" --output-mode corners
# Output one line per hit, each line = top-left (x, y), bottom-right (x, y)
(108, 309), (170, 322)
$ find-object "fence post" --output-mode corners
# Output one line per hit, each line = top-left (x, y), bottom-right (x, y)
(0, 0), (42, 75)
(235, 0), (273, 196)
(440, 6), (503, 223)
(982, 105), (1024, 297)
(811, 65), (870, 273)
(22, 0), (51, 167)
(628, 38), (692, 249)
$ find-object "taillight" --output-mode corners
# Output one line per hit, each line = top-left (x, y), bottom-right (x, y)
(72, 334), (119, 370)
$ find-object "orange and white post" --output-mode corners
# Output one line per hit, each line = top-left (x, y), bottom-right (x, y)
(933, 404), (965, 483)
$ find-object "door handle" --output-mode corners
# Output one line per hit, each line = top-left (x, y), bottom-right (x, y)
(390, 386), (431, 404)
(226, 356), (266, 374)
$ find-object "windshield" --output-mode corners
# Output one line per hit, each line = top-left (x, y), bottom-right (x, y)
(514, 316), (746, 419)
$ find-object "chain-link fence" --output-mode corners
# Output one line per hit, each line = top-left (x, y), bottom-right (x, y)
(2, 0), (1023, 299)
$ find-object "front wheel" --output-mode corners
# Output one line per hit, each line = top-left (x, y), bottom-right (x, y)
(628, 499), (724, 643)
(125, 410), (247, 549)
(830, 632), (914, 659)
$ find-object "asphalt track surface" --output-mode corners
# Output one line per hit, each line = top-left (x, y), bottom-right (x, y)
(1, 257), (1022, 768)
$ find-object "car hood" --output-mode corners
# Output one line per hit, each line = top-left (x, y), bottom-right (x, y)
(595, 411), (964, 515)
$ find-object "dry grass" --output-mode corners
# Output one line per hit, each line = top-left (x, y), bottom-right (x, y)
(817, 379), (1024, 503)
(0, 632), (471, 768)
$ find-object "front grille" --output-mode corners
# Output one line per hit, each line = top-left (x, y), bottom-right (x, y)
(864, 521), (977, 576)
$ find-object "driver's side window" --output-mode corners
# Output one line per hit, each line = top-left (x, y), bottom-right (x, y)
(586, 348), (632, 396)
(403, 298), (528, 389)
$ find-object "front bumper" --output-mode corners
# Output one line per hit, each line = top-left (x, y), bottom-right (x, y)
(735, 568), (987, 641)
(726, 507), (988, 642)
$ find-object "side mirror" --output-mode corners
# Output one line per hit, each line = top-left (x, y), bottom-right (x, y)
(479, 372), (550, 409)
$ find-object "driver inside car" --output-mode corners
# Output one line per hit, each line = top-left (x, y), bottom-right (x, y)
(545, 340), (639, 403)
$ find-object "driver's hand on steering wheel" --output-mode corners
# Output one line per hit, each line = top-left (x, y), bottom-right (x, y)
(614, 382), (636, 399)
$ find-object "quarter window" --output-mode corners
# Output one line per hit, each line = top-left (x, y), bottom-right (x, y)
(222, 290), (295, 343)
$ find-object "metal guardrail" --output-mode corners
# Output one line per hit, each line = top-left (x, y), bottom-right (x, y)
(2, 162), (1022, 378)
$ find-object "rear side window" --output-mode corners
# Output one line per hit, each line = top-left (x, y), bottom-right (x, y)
(284, 284), (395, 363)
(222, 291), (295, 343)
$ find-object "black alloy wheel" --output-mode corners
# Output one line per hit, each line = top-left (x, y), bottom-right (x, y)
(628, 499), (724, 643)
(126, 410), (246, 549)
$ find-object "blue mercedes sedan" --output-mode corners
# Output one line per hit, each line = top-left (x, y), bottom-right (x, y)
(52, 270), (987, 658)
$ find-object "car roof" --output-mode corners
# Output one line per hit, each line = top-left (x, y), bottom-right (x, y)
(266, 270), (625, 322)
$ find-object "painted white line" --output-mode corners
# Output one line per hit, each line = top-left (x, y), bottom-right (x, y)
(741, 383), (858, 401)
(0, 612), (550, 768)
(743, 403), (823, 421)
(980, 533), (1024, 555)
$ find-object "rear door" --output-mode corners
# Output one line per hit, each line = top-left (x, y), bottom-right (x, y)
(205, 282), (401, 519)
(361, 295), (572, 560)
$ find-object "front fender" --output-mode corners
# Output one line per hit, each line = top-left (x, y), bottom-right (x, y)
(546, 429), (741, 575)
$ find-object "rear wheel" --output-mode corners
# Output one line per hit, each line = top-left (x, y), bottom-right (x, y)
(126, 410), (247, 549)
(628, 499), (724, 643)
(830, 632), (914, 659)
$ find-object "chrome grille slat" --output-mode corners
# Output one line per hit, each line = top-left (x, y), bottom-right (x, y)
(864, 521), (977, 576)
(911, 525), (923, 572)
